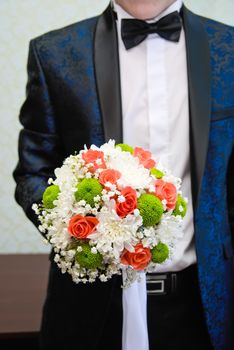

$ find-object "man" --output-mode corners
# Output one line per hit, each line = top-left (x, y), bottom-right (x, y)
(13, 0), (234, 349)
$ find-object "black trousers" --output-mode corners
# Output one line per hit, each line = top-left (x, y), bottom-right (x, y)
(147, 265), (213, 350)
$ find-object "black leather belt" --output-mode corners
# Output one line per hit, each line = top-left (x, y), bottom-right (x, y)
(146, 264), (197, 296)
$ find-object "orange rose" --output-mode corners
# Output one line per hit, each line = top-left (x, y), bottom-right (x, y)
(155, 179), (177, 210)
(82, 149), (106, 173)
(116, 187), (137, 218)
(133, 147), (156, 169)
(99, 169), (121, 188)
(68, 214), (99, 239)
(121, 243), (151, 270)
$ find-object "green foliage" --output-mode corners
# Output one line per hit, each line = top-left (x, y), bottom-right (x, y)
(173, 194), (187, 217)
(116, 143), (134, 154)
(150, 168), (164, 179)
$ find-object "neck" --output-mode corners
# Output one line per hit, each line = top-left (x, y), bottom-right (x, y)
(115, 0), (177, 20)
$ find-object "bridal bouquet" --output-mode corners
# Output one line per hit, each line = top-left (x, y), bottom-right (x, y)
(33, 140), (187, 286)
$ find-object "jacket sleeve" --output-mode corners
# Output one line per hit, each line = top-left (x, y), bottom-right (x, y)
(227, 145), (234, 243)
(13, 39), (64, 230)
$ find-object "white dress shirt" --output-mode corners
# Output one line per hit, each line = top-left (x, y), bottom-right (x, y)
(112, 1), (197, 349)
(113, 0), (196, 273)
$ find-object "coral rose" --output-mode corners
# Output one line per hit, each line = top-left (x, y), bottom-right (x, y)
(68, 214), (99, 239)
(133, 147), (156, 169)
(99, 169), (121, 188)
(155, 179), (177, 210)
(116, 186), (137, 218)
(82, 149), (106, 173)
(121, 243), (151, 270)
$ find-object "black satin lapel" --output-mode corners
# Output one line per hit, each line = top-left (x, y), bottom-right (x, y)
(182, 6), (211, 210)
(94, 4), (123, 143)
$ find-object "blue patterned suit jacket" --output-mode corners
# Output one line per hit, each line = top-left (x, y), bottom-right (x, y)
(13, 4), (234, 350)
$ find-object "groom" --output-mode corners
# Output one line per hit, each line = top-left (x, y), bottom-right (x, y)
(13, 0), (234, 349)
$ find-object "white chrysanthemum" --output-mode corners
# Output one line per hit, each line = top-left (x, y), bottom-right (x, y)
(99, 139), (116, 153)
(141, 226), (158, 248)
(155, 213), (184, 244)
(109, 151), (153, 190)
(100, 140), (155, 190)
(54, 164), (77, 191)
(88, 200), (142, 259)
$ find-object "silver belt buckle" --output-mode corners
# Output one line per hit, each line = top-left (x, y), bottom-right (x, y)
(146, 274), (167, 295)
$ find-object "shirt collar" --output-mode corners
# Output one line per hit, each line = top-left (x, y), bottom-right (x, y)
(112, 0), (183, 22)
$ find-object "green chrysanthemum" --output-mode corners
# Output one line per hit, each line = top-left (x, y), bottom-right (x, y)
(42, 185), (60, 209)
(150, 168), (164, 179)
(151, 242), (169, 263)
(116, 143), (134, 154)
(137, 194), (163, 227)
(173, 194), (187, 218)
(75, 243), (103, 269)
(75, 178), (103, 207)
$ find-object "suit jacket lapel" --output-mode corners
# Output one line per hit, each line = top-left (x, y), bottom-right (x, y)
(182, 6), (212, 211)
(94, 4), (123, 144)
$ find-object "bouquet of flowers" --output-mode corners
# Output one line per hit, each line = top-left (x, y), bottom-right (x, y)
(33, 140), (187, 286)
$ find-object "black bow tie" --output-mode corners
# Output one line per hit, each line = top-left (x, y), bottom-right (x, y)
(121, 11), (182, 50)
